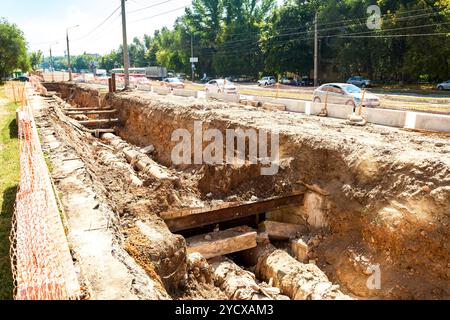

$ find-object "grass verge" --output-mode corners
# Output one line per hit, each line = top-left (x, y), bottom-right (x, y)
(0, 86), (20, 300)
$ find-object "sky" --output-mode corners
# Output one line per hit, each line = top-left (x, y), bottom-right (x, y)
(1, 0), (284, 57)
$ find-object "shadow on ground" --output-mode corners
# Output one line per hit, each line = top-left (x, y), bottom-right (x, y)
(9, 119), (17, 139)
(0, 185), (17, 300)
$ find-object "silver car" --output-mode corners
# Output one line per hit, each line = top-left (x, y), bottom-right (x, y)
(258, 76), (276, 86)
(347, 76), (371, 88)
(313, 83), (380, 108)
(437, 80), (450, 91)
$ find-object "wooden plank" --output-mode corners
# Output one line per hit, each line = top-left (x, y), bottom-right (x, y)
(162, 193), (304, 232)
(259, 221), (306, 240)
(63, 108), (111, 111)
(186, 226), (257, 259)
(87, 129), (116, 134)
(66, 109), (116, 115)
(78, 118), (119, 126)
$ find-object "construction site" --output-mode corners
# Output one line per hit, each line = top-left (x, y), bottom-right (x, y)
(4, 75), (447, 301)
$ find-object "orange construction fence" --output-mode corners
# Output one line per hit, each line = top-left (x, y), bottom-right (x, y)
(9, 83), (80, 300)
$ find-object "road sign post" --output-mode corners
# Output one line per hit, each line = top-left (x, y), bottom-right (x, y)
(190, 57), (198, 81)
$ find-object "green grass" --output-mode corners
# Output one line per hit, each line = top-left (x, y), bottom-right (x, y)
(0, 86), (20, 300)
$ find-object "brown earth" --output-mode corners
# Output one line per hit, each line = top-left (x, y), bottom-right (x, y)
(42, 82), (449, 299)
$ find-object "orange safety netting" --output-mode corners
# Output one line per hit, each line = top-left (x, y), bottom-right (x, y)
(9, 83), (80, 300)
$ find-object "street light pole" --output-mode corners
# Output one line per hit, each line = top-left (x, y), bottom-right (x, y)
(66, 25), (79, 82)
(314, 12), (319, 87)
(191, 34), (194, 81)
(121, 0), (130, 89)
(49, 46), (54, 82)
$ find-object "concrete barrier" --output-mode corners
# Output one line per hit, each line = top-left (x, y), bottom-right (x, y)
(365, 108), (407, 128)
(414, 113), (450, 133)
(137, 85), (152, 92)
(326, 104), (354, 119)
(153, 86), (171, 95)
(173, 88), (198, 98)
(206, 92), (240, 103)
(252, 97), (306, 113)
(151, 88), (449, 133)
(310, 102), (325, 115)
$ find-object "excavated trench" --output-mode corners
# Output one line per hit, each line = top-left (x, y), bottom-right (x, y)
(41, 82), (450, 300)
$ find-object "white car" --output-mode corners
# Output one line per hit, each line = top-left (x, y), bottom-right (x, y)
(437, 80), (450, 91)
(205, 79), (237, 94)
(313, 83), (380, 108)
(258, 76), (276, 86)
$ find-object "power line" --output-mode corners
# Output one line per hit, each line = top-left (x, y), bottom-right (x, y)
(218, 9), (444, 40)
(72, 5), (121, 42)
(316, 7), (442, 28)
(128, 0), (175, 14)
(175, 18), (450, 52)
(337, 32), (449, 38)
(87, 12), (123, 44)
(129, 5), (188, 23)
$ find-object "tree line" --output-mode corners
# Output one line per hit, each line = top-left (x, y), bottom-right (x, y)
(103, 0), (450, 83)
(4, 0), (449, 83)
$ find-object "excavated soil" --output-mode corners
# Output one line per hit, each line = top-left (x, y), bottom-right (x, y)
(42, 82), (450, 300)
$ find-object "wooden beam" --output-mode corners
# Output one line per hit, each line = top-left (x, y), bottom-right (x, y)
(78, 119), (119, 126)
(87, 129), (116, 134)
(66, 109), (117, 115)
(63, 108), (111, 111)
(162, 193), (304, 232)
(186, 226), (257, 259)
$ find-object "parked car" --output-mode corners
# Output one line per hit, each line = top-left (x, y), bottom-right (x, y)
(437, 80), (450, 91)
(12, 76), (29, 82)
(161, 77), (185, 89)
(300, 77), (314, 86)
(280, 77), (298, 86)
(258, 76), (276, 86)
(347, 76), (371, 88)
(313, 83), (380, 108)
(176, 74), (186, 82)
(205, 79), (237, 94)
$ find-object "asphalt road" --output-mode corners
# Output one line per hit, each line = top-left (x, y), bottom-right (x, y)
(187, 81), (450, 115)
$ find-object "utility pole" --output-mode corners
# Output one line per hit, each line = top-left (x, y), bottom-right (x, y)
(49, 46), (54, 82)
(66, 25), (79, 82)
(314, 12), (319, 87)
(121, 0), (130, 89)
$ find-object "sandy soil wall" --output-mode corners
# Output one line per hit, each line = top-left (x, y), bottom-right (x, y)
(45, 83), (450, 299)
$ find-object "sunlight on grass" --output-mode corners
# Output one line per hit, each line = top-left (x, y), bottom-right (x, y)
(0, 85), (20, 300)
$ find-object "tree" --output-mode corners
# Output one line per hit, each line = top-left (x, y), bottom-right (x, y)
(213, 0), (276, 77)
(102, 0), (449, 82)
(0, 19), (30, 79)
(99, 50), (121, 71)
(29, 50), (43, 70)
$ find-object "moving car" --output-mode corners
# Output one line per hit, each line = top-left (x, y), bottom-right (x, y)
(347, 76), (371, 88)
(176, 73), (186, 82)
(437, 80), (450, 91)
(205, 79), (237, 94)
(161, 77), (185, 89)
(200, 75), (212, 83)
(313, 83), (380, 108)
(258, 76), (276, 86)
